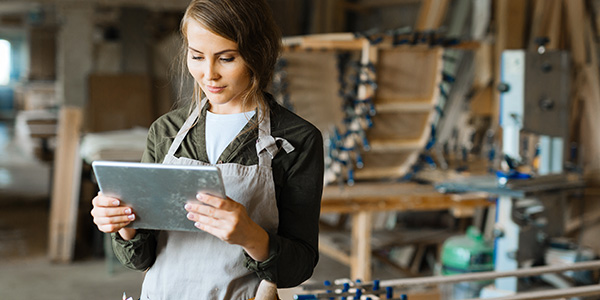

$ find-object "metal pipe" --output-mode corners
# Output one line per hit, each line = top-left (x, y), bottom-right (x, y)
(463, 284), (600, 300)
(379, 260), (600, 288)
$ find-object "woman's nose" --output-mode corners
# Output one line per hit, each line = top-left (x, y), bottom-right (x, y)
(205, 61), (220, 80)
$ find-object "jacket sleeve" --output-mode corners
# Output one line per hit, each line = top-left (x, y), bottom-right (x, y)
(111, 229), (158, 271)
(110, 125), (160, 271)
(244, 127), (324, 287)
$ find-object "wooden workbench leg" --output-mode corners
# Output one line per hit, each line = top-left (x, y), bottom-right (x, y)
(351, 211), (373, 281)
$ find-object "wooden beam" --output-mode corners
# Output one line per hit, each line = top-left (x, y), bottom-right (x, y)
(546, 0), (563, 50)
(321, 182), (492, 214)
(528, 0), (563, 51)
(318, 236), (352, 265)
(528, 0), (552, 51)
(48, 106), (83, 263)
(565, 0), (600, 172)
(415, 0), (450, 31)
(351, 211), (373, 281)
(564, 0), (587, 66)
(493, 0), (528, 129)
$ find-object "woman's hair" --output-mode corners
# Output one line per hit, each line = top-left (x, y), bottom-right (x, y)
(179, 0), (282, 123)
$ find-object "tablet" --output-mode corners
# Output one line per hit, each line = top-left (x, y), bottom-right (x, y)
(92, 161), (226, 231)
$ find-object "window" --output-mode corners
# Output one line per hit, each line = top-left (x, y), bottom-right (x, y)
(0, 39), (10, 85)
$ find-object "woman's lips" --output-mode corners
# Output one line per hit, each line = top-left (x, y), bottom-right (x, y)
(206, 85), (225, 93)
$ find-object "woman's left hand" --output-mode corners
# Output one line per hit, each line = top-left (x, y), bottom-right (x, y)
(184, 193), (269, 261)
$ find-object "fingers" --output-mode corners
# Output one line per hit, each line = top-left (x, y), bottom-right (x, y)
(196, 193), (228, 209)
(90, 193), (136, 233)
(184, 193), (253, 244)
(92, 193), (121, 207)
(94, 213), (135, 224)
(91, 203), (134, 218)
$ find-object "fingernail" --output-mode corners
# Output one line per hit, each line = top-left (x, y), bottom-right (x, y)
(128, 214), (135, 220)
(187, 212), (194, 220)
(194, 222), (201, 228)
(196, 193), (204, 200)
(184, 204), (191, 210)
(124, 208), (131, 214)
(113, 200), (120, 206)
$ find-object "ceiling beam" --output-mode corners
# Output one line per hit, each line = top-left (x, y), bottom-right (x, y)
(0, 0), (189, 11)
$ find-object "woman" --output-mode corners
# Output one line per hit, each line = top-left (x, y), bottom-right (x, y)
(90, 0), (324, 299)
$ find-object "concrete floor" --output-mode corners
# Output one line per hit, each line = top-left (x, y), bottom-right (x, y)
(0, 120), (409, 300)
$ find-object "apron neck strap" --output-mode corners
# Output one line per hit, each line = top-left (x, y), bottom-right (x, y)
(165, 102), (201, 159)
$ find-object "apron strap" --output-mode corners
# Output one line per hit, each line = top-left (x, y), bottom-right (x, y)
(256, 136), (294, 161)
(164, 101), (203, 160)
(256, 106), (295, 167)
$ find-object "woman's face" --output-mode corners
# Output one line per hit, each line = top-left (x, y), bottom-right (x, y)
(186, 19), (252, 114)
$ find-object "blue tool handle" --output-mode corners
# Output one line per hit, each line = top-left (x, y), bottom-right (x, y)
(347, 169), (355, 186)
(373, 280), (380, 291)
(355, 153), (364, 169)
(386, 286), (393, 299)
(343, 282), (350, 292)
(293, 295), (317, 300)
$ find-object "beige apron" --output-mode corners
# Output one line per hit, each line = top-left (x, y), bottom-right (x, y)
(140, 100), (293, 300)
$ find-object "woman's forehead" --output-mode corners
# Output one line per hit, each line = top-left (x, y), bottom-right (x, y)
(186, 19), (238, 51)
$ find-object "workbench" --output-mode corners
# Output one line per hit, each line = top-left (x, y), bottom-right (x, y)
(319, 181), (493, 281)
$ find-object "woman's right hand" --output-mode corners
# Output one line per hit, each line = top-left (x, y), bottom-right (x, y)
(91, 192), (137, 240)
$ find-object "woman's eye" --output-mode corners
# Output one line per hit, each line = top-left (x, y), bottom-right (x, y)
(220, 57), (235, 62)
(191, 55), (203, 60)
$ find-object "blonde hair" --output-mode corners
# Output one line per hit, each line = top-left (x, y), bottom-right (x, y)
(179, 0), (282, 125)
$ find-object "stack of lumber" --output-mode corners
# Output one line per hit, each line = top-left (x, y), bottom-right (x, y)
(79, 127), (147, 164)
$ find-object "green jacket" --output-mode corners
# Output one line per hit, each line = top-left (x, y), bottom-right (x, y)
(111, 97), (324, 288)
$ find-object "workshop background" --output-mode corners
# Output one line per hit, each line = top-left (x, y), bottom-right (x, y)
(1, 0), (600, 299)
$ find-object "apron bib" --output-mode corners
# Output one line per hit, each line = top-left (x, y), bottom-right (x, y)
(140, 100), (293, 300)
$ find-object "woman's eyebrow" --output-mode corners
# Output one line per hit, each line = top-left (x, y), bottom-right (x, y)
(188, 47), (238, 55)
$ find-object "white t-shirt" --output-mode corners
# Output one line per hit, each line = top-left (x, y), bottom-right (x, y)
(205, 110), (256, 164)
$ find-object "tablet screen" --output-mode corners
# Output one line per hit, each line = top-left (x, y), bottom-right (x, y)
(92, 161), (226, 231)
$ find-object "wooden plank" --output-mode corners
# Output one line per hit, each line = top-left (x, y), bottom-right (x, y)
(546, 0), (563, 50)
(581, 18), (600, 171)
(416, 0), (450, 31)
(321, 182), (492, 213)
(564, 0), (586, 66)
(528, 0), (563, 51)
(375, 101), (435, 113)
(369, 138), (423, 152)
(48, 106), (83, 263)
(471, 0), (491, 40)
(492, 0), (528, 128)
(318, 236), (352, 265)
(351, 211), (373, 281)
(565, 0), (600, 172)
(376, 48), (442, 105)
(470, 85), (494, 116)
(280, 50), (346, 133)
(528, 0), (550, 51)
